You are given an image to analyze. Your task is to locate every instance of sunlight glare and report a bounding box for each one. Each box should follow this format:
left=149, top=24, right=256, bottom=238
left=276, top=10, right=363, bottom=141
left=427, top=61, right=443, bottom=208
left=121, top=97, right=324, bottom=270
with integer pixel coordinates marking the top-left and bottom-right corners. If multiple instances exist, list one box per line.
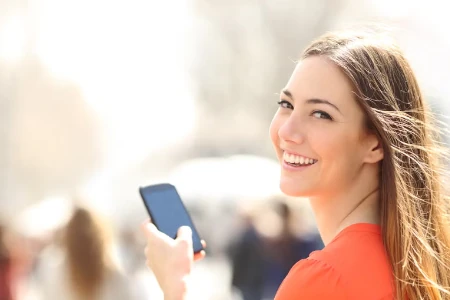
left=0, top=15, right=26, bottom=64
left=34, top=0, right=196, bottom=171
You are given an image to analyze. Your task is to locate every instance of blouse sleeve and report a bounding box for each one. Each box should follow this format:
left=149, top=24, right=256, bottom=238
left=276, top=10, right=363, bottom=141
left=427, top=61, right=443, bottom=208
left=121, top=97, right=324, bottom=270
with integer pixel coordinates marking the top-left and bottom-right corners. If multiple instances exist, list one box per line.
left=274, top=258, right=347, bottom=300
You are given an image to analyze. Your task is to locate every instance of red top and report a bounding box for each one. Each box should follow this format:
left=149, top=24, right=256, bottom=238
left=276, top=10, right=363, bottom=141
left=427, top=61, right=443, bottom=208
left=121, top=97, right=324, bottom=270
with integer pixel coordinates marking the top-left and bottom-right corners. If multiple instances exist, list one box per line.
left=275, top=223, right=394, bottom=300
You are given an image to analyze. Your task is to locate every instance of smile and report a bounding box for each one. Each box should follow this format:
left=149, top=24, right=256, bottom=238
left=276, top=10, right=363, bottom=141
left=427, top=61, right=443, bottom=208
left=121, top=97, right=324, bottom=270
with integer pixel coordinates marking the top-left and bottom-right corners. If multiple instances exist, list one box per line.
left=283, top=151, right=317, bottom=167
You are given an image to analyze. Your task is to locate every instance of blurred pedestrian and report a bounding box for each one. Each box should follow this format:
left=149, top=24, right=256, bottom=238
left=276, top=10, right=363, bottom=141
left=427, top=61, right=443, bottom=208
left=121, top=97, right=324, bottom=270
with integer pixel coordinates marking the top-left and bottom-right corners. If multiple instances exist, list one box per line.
left=229, top=199, right=322, bottom=300
left=0, top=225, right=14, bottom=300
left=36, top=207, right=135, bottom=300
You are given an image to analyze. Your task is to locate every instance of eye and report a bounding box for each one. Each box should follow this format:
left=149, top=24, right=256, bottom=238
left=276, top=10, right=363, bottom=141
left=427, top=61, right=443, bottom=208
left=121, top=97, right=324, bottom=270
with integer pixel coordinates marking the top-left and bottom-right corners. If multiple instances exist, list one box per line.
left=312, top=110, right=332, bottom=120
left=277, top=100, right=293, bottom=109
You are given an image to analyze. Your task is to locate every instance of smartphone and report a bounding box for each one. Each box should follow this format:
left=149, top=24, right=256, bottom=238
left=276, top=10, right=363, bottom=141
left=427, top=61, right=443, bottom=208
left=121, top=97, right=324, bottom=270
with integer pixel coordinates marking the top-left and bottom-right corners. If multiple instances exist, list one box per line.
left=139, top=183, right=204, bottom=253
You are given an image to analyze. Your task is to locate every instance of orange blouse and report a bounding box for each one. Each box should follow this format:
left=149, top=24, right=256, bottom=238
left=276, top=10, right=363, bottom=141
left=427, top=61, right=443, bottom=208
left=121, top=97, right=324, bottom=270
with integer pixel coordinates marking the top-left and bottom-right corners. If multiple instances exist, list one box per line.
left=275, top=223, right=394, bottom=300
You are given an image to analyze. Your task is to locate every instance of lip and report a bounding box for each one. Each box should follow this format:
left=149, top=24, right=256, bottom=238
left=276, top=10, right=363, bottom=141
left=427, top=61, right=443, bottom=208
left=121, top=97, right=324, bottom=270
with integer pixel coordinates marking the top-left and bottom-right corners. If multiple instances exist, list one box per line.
left=282, top=160, right=316, bottom=172
left=281, top=149, right=318, bottom=171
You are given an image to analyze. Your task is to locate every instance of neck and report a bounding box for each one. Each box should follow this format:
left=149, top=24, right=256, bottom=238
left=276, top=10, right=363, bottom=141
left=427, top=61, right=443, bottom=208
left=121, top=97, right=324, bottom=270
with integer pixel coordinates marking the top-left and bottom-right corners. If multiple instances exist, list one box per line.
left=309, top=175, right=381, bottom=245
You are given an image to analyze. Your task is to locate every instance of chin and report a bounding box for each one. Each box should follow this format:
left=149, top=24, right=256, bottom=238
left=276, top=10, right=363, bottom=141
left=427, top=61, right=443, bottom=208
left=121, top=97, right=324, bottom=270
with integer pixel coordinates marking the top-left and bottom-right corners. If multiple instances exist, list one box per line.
left=279, top=180, right=313, bottom=198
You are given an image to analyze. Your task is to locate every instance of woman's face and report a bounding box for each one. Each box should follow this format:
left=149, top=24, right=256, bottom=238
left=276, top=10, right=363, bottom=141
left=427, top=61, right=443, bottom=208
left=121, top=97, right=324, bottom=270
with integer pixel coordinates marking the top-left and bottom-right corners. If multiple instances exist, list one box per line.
left=270, top=56, right=375, bottom=197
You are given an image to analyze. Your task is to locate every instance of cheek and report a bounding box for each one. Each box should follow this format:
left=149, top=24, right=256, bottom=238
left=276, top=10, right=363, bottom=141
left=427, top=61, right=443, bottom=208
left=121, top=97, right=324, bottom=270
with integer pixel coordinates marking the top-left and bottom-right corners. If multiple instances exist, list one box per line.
left=312, top=130, right=363, bottom=175
left=269, top=113, right=281, bottom=148
left=307, top=125, right=339, bottom=153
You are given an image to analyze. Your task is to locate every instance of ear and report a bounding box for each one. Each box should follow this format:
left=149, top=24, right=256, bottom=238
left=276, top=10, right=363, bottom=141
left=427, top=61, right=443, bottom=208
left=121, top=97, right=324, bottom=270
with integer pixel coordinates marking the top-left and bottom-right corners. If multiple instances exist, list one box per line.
left=363, top=134, right=384, bottom=164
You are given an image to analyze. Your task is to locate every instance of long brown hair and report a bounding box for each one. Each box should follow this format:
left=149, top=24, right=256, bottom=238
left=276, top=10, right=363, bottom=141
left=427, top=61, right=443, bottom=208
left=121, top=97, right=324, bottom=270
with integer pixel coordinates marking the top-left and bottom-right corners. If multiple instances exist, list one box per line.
left=302, top=29, right=450, bottom=299
left=63, top=207, right=115, bottom=300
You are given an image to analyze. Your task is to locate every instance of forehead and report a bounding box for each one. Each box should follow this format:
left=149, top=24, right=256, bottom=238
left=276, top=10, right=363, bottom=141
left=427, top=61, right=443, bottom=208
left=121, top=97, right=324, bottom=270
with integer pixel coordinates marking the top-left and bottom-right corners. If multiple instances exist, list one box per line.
left=285, top=56, right=356, bottom=107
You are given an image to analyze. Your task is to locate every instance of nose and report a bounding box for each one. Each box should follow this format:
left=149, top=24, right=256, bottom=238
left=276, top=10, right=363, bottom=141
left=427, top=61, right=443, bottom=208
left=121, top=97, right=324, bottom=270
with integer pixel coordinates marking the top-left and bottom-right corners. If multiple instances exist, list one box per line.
left=278, top=114, right=305, bottom=145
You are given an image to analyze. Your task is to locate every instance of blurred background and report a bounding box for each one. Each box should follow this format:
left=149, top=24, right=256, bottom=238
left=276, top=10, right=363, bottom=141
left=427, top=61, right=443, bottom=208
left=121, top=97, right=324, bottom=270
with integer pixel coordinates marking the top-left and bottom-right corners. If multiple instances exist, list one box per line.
left=0, top=0, right=449, bottom=299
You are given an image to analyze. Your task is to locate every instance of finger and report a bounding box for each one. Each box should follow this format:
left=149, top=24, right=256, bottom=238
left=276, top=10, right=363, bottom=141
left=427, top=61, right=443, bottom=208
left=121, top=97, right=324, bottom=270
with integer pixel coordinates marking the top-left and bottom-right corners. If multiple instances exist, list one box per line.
left=177, top=226, right=193, bottom=242
left=177, top=226, right=193, bottom=252
left=141, top=222, right=158, bottom=243
left=142, top=222, right=158, bottom=235
left=140, top=219, right=152, bottom=233
left=140, top=218, right=154, bottom=231
left=143, top=246, right=153, bottom=269
left=194, top=250, right=206, bottom=261
left=141, top=218, right=152, bottom=226
left=143, top=223, right=174, bottom=244
left=201, top=240, right=207, bottom=249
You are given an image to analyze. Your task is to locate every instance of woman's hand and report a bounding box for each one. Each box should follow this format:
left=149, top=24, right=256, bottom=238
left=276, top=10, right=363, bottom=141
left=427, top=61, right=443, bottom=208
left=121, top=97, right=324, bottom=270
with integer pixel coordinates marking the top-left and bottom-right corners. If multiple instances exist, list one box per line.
left=141, top=220, right=206, bottom=300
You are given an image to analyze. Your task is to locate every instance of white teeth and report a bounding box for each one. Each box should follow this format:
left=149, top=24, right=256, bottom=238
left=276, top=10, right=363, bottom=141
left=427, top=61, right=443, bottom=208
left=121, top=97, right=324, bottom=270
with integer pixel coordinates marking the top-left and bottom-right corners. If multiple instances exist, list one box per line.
left=283, top=152, right=315, bottom=165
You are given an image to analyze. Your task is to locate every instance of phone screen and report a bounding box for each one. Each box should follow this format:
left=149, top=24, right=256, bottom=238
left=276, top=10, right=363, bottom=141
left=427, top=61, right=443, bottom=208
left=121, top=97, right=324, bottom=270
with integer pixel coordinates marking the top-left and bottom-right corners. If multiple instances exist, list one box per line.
left=140, top=184, right=204, bottom=253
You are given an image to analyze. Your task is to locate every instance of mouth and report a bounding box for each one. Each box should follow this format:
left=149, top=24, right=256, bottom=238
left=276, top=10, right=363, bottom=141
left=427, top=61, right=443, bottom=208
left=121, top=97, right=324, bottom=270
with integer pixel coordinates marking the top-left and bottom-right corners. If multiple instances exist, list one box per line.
left=282, top=151, right=317, bottom=168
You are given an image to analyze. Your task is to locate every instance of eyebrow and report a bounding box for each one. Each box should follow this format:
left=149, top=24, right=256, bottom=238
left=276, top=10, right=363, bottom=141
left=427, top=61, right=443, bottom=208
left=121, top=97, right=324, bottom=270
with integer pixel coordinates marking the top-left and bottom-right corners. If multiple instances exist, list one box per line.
left=281, top=89, right=342, bottom=114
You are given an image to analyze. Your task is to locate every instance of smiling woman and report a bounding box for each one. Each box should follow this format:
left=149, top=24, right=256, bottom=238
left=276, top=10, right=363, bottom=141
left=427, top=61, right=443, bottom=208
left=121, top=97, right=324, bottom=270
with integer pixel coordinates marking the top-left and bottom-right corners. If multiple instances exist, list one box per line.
left=270, top=55, right=377, bottom=200
left=141, top=28, right=450, bottom=300
left=271, top=31, right=450, bottom=300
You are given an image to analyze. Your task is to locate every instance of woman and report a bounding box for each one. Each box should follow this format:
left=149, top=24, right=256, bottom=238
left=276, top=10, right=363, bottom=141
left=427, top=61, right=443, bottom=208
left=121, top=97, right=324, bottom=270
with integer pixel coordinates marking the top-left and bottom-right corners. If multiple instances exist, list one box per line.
left=141, top=29, right=450, bottom=299
left=38, top=207, right=134, bottom=300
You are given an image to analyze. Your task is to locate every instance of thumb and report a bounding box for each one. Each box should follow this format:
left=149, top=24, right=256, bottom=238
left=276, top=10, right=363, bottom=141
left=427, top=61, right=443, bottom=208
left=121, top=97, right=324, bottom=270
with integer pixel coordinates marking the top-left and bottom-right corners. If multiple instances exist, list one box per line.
left=177, top=226, right=193, bottom=246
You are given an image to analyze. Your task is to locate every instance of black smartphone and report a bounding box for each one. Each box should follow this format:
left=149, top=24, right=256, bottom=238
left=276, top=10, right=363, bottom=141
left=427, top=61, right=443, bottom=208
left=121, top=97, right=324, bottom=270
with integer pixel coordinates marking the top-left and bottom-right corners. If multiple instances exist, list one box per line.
left=139, top=183, right=204, bottom=253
